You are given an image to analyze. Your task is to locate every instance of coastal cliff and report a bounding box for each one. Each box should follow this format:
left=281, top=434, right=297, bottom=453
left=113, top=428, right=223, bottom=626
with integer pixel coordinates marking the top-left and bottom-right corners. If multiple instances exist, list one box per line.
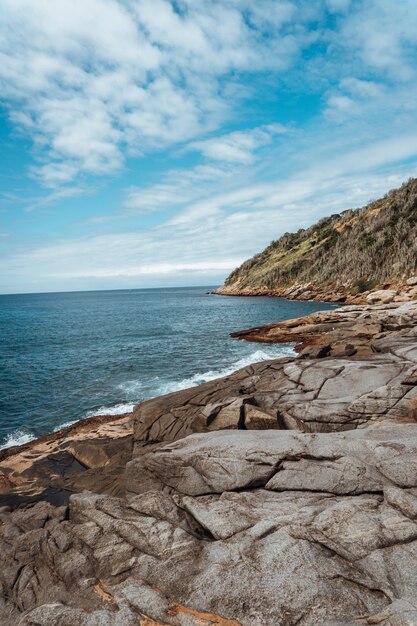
left=216, top=177, right=417, bottom=304
left=3, top=301, right=417, bottom=624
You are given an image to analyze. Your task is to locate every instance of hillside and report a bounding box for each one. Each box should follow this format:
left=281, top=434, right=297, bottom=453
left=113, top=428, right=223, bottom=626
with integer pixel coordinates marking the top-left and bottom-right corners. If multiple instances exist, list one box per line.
left=216, top=177, right=417, bottom=303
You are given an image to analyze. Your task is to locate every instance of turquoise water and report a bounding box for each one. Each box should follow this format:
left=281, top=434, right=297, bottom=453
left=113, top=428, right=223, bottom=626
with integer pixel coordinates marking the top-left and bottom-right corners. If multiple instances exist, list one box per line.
left=0, top=287, right=336, bottom=448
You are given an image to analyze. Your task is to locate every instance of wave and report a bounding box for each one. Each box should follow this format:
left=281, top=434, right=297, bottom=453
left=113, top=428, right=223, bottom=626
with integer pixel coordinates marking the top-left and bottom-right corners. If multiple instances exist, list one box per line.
left=156, top=346, right=295, bottom=395
left=2, top=348, right=298, bottom=445
left=93, top=345, right=295, bottom=417
left=0, top=346, right=295, bottom=449
left=0, top=428, right=36, bottom=450
left=53, top=420, right=78, bottom=432
left=85, top=402, right=137, bottom=418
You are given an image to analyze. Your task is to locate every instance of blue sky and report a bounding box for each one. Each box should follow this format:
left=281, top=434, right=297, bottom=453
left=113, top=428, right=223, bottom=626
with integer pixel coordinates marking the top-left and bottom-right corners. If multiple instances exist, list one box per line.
left=1, top=0, right=417, bottom=293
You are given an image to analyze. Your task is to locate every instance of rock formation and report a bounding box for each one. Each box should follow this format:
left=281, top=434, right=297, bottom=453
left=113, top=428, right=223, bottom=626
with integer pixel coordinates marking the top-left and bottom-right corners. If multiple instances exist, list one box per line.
left=215, top=177, right=417, bottom=304
left=3, top=302, right=417, bottom=624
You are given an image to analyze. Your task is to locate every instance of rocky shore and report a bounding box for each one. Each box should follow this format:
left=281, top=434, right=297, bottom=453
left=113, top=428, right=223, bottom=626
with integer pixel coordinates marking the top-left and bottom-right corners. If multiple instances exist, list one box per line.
left=2, top=301, right=417, bottom=624
left=215, top=274, right=417, bottom=306
left=214, top=178, right=417, bottom=306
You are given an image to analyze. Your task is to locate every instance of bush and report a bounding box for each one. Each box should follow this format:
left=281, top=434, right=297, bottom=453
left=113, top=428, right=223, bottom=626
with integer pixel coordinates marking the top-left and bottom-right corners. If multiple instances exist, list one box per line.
left=359, top=234, right=377, bottom=249
left=353, top=278, right=377, bottom=293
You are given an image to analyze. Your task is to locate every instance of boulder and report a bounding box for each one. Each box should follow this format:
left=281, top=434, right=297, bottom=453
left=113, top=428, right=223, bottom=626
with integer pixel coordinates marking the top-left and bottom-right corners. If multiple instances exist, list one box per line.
left=366, top=289, right=398, bottom=304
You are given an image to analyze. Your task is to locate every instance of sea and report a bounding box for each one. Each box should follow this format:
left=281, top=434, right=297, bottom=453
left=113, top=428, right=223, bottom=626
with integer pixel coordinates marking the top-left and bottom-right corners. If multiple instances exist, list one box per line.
left=0, top=287, right=337, bottom=449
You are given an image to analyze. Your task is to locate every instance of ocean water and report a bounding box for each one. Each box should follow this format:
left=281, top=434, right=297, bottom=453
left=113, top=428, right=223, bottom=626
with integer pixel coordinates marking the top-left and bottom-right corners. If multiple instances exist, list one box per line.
left=0, top=287, right=336, bottom=448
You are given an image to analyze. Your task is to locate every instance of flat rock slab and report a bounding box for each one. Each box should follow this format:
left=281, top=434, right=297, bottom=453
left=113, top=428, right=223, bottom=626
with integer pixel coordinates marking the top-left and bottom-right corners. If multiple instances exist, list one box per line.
left=0, top=414, right=133, bottom=507
left=127, top=426, right=417, bottom=496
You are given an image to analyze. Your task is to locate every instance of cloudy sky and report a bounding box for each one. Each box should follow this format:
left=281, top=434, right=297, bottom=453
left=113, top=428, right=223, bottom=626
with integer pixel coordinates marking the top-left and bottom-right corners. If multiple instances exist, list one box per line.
left=1, top=0, right=417, bottom=293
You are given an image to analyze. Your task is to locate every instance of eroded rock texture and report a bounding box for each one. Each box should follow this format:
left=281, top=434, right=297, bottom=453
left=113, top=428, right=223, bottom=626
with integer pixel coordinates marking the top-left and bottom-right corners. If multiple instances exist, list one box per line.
left=0, top=414, right=133, bottom=509
left=3, top=302, right=417, bottom=625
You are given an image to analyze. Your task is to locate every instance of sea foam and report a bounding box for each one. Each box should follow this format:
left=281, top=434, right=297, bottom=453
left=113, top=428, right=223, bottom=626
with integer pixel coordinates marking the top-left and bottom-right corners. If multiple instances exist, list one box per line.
left=0, top=429, right=36, bottom=450
left=0, top=347, right=295, bottom=449
left=90, top=345, right=295, bottom=417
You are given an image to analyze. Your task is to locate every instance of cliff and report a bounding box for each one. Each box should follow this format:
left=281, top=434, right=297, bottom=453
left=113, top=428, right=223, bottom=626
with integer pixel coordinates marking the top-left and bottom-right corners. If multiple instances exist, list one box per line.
left=216, top=177, right=417, bottom=303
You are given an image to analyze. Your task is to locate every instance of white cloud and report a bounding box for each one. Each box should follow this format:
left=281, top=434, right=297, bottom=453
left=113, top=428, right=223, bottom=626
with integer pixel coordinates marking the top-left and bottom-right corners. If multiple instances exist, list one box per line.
left=340, top=78, right=383, bottom=99
left=325, top=94, right=358, bottom=119
left=124, top=124, right=290, bottom=215
left=2, top=0, right=417, bottom=190
left=50, top=260, right=239, bottom=279
left=24, top=186, right=88, bottom=212
left=326, top=0, right=351, bottom=12
left=124, top=164, right=231, bottom=213
left=4, top=136, right=417, bottom=293
left=326, top=78, right=385, bottom=119
left=0, top=0, right=303, bottom=186
left=3, top=0, right=417, bottom=293
left=329, top=0, right=417, bottom=80
left=189, top=124, right=288, bottom=164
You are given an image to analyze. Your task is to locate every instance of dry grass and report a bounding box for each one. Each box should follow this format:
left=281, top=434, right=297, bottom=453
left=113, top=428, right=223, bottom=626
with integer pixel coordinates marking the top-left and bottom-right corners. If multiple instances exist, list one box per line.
left=224, top=178, right=417, bottom=293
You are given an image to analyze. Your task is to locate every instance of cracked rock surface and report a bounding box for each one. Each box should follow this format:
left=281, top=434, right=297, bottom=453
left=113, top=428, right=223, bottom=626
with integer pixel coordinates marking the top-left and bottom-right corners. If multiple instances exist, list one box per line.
left=2, top=302, right=417, bottom=625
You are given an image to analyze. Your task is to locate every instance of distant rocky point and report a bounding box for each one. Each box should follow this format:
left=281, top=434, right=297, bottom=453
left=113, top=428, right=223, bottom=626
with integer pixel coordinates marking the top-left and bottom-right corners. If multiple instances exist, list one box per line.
left=216, top=177, right=417, bottom=304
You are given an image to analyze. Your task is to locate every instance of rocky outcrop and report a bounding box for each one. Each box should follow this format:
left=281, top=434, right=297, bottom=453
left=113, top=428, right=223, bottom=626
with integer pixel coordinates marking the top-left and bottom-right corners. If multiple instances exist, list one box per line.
left=0, top=413, right=133, bottom=508
left=215, top=177, right=417, bottom=304
left=3, top=302, right=417, bottom=624
left=229, top=300, right=417, bottom=352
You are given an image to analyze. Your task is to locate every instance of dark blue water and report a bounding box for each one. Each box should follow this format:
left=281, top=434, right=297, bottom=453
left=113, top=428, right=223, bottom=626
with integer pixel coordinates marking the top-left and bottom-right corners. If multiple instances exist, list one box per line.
left=0, top=287, right=336, bottom=448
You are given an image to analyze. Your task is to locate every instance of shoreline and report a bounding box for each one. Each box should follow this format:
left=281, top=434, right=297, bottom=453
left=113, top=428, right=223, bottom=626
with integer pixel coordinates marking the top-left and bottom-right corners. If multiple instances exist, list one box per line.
left=2, top=299, right=417, bottom=623
left=214, top=285, right=356, bottom=303
left=0, top=411, right=132, bottom=462
left=1, top=296, right=414, bottom=462
left=0, top=298, right=413, bottom=493
left=0, top=412, right=133, bottom=508
left=214, top=278, right=417, bottom=306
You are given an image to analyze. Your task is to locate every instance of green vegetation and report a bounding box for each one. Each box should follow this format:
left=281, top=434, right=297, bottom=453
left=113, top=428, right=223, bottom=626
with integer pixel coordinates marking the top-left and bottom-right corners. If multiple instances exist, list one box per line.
left=223, top=178, right=417, bottom=295
left=353, top=278, right=378, bottom=294
left=359, top=234, right=377, bottom=250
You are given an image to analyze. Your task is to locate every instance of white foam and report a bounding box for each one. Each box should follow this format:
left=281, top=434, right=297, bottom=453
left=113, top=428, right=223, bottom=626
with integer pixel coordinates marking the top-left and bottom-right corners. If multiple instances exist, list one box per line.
left=0, top=429, right=36, bottom=450
left=155, top=346, right=295, bottom=395
left=116, top=380, right=144, bottom=394
left=53, top=420, right=77, bottom=432
left=84, top=345, right=295, bottom=418
left=85, top=402, right=136, bottom=418
left=1, top=348, right=296, bottom=448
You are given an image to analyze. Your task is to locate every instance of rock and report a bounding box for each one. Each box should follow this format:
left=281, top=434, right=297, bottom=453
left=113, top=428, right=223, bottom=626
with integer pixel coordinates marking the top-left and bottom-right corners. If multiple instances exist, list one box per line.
left=407, top=276, right=417, bottom=286
left=3, top=301, right=417, bottom=624
left=0, top=415, right=133, bottom=508
left=330, top=343, right=356, bottom=357
left=299, top=343, right=331, bottom=358
left=402, top=366, right=417, bottom=385
left=128, top=427, right=417, bottom=496
left=6, top=426, right=417, bottom=625
left=244, top=404, right=279, bottom=430
left=128, top=347, right=417, bottom=440
left=366, top=290, right=398, bottom=304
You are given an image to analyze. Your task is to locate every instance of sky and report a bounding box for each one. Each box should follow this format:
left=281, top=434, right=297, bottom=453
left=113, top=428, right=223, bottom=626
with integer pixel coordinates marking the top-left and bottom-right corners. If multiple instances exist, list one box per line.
left=1, top=0, right=417, bottom=294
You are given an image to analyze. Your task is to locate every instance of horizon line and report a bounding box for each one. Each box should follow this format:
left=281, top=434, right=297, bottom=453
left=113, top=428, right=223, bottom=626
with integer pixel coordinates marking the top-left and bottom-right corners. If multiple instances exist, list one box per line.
left=0, top=284, right=220, bottom=297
